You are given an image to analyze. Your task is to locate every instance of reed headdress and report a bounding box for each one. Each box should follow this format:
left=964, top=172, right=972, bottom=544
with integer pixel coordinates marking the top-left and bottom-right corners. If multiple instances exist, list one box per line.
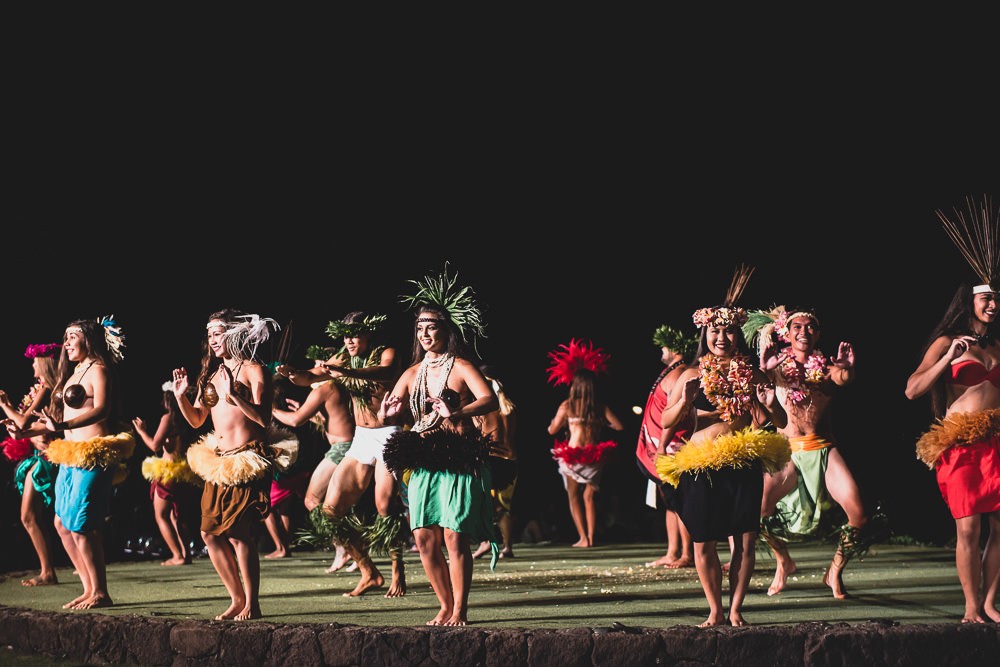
left=400, top=262, right=487, bottom=354
left=935, top=194, right=998, bottom=294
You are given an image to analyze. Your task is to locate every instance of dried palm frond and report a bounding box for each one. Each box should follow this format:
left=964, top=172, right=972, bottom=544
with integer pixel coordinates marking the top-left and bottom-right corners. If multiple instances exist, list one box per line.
left=724, top=264, right=756, bottom=307
left=935, top=194, right=998, bottom=285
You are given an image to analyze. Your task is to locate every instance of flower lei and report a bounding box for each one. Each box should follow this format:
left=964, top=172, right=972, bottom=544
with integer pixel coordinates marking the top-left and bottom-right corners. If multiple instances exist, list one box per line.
left=698, top=353, right=754, bottom=422
left=778, top=350, right=827, bottom=405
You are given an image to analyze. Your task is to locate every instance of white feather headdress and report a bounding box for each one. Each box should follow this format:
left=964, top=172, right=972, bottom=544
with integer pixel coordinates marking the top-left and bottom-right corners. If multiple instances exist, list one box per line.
left=221, top=314, right=280, bottom=361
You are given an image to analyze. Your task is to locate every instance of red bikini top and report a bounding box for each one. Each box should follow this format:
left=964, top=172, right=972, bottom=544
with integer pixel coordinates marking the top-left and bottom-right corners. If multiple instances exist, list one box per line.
left=950, top=360, right=1000, bottom=387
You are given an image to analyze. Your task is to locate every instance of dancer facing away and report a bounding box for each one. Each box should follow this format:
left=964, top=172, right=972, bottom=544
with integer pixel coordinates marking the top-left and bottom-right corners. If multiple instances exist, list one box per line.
left=636, top=325, right=697, bottom=569
left=272, top=361, right=356, bottom=570
left=381, top=266, right=500, bottom=626
left=1, top=342, right=63, bottom=586
left=546, top=339, right=626, bottom=548
left=277, top=311, right=407, bottom=597
left=657, top=266, right=790, bottom=627
left=472, top=364, right=518, bottom=560
left=133, top=380, right=202, bottom=566
left=745, top=305, right=870, bottom=599
left=7, top=317, right=134, bottom=610
left=173, top=309, right=285, bottom=621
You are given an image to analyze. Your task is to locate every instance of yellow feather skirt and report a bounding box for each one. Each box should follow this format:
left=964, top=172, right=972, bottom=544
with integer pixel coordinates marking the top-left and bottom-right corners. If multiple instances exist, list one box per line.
left=46, top=432, right=135, bottom=470
left=141, top=456, right=203, bottom=487
left=656, top=427, right=791, bottom=488
left=915, top=407, right=1000, bottom=469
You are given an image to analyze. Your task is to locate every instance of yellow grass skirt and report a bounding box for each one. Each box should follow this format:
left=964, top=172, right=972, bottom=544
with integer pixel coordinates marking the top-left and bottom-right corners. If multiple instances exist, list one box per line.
left=141, top=456, right=203, bottom=487
left=656, top=427, right=790, bottom=488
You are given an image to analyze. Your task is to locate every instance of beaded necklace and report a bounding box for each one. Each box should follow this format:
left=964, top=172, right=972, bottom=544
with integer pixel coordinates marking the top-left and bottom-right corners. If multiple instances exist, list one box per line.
left=698, top=353, right=754, bottom=422
left=410, top=353, right=455, bottom=433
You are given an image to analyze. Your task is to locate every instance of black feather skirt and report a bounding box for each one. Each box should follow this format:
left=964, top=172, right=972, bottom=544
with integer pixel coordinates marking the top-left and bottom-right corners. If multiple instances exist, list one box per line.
left=383, top=428, right=492, bottom=478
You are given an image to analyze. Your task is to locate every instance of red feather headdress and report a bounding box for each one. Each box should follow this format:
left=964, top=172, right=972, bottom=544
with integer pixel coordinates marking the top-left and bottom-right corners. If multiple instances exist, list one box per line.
left=546, top=338, right=610, bottom=386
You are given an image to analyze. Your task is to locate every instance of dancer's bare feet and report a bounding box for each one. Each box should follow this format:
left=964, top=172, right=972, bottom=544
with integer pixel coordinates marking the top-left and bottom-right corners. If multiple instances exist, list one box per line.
left=215, top=598, right=247, bottom=621
left=443, top=615, right=467, bottom=626
left=729, top=613, right=749, bottom=627
left=344, top=560, right=359, bottom=573
left=472, top=541, right=491, bottom=559
left=499, top=548, right=514, bottom=559
left=161, top=556, right=189, bottom=566
left=74, top=594, right=113, bottom=610
left=720, top=561, right=731, bottom=574
left=961, top=614, right=987, bottom=623
left=233, top=604, right=262, bottom=621
left=645, top=553, right=675, bottom=567
left=21, top=574, right=58, bottom=586
left=665, top=556, right=693, bottom=569
left=264, top=548, right=289, bottom=559
left=63, top=592, right=90, bottom=609
left=426, top=608, right=451, bottom=626
left=325, top=546, right=351, bottom=573
left=767, top=559, right=798, bottom=596
left=984, top=605, right=1000, bottom=623
left=698, top=612, right=727, bottom=627
left=344, top=570, right=385, bottom=597
left=572, top=538, right=591, bottom=548
left=385, top=560, right=406, bottom=598
left=822, top=562, right=848, bottom=599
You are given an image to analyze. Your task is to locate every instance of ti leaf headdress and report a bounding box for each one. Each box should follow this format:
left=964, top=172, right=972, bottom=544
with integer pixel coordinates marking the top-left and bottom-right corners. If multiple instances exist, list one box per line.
left=546, top=338, right=610, bottom=386
left=935, top=194, right=998, bottom=292
left=651, top=325, right=697, bottom=360
left=325, top=313, right=388, bottom=341
left=400, top=262, right=487, bottom=352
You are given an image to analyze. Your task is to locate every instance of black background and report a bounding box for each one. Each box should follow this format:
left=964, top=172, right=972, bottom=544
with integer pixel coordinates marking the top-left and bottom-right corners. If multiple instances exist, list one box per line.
left=2, top=69, right=997, bottom=569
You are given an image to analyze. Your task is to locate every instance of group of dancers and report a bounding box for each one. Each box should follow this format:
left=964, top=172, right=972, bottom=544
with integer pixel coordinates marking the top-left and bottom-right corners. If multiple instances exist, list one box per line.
left=2, top=195, right=999, bottom=627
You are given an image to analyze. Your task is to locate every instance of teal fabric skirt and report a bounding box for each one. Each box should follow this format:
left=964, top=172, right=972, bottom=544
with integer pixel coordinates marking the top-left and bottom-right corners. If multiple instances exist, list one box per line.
left=408, top=464, right=500, bottom=568
left=14, top=452, right=58, bottom=508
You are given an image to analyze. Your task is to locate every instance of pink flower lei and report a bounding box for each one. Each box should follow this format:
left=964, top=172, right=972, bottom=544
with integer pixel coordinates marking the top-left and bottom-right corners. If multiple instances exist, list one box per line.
left=778, top=349, right=828, bottom=405
left=698, top=353, right=755, bottom=422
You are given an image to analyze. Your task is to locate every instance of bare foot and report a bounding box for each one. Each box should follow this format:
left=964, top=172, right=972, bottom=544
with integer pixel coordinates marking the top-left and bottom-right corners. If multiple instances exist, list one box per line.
left=62, top=592, right=90, bottom=609
left=233, top=605, right=262, bottom=621
left=443, top=615, right=467, bottom=626
left=767, top=560, right=798, bottom=596
left=344, top=571, right=385, bottom=597
left=426, top=608, right=451, bottom=626
left=822, top=564, right=848, bottom=599
left=325, top=547, right=351, bottom=573
left=721, top=562, right=731, bottom=574
left=344, top=561, right=359, bottom=573
left=22, top=574, right=58, bottom=586
left=385, top=564, right=406, bottom=598
left=665, top=556, right=693, bottom=569
left=264, top=548, right=289, bottom=559
left=74, top=594, right=113, bottom=610
left=698, top=612, right=727, bottom=627
left=961, top=615, right=987, bottom=624
left=472, top=542, right=491, bottom=559
left=572, top=538, right=591, bottom=548
left=729, top=613, right=749, bottom=627
left=499, top=549, right=514, bottom=559
left=645, top=553, right=674, bottom=567
left=984, top=605, right=1000, bottom=623
left=325, top=558, right=353, bottom=573
left=214, top=598, right=247, bottom=621
left=161, top=556, right=188, bottom=566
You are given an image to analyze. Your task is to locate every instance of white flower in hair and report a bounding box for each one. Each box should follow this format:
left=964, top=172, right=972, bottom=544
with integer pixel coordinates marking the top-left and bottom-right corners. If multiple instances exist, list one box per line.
left=223, top=314, right=280, bottom=361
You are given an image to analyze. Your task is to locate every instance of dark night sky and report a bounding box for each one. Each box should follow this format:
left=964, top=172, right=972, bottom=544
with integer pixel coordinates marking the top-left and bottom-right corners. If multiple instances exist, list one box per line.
left=3, top=79, right=997, bottom=552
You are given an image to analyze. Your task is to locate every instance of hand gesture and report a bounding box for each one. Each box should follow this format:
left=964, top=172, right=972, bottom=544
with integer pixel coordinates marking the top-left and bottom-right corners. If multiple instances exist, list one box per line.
left=171, top=368, right=190, bottom=397
left=0, top=390, right=11, bottom=408
left=832, top=341, right=856, bottom=369
left=428, top=395, right=453, bottom=418
left=681, top=376, right=700, bottom=403
left=759, top=336, right=782, bottom=371
left=285, top=398, right=301, bottom=411
left=946, top=336, right=977, bottom=362
left=755, top=380, right=776, bottom=407
left=2, top=417, right=17, bottom=438
left=30, top=409, right=59, bottom=432
left=380, top=393, right=403, bottom=422
left=131, top=416, right=146, bottom=434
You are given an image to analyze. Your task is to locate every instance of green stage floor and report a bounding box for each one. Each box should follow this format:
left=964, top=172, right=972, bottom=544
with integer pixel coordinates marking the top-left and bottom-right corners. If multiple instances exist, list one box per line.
left=0, top=540, right=970, bottom=629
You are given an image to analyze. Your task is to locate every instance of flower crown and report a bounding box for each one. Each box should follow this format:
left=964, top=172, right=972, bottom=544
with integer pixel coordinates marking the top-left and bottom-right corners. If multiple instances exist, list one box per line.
left=98, top=315, right=126, bottom=363
left=774, top=309, right=818, bottom=342
left=651, top=325, right=697, bottom=359
left=692, top=307, right=748, bottom=329
left=546, top=338, right=610, bottom=386
left=24, top=343, right=61, bottom=359
left=325, top=314, right=387, bottom=341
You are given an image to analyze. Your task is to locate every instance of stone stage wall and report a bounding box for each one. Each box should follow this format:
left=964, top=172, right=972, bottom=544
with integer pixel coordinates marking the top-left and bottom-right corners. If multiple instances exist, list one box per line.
left=1, top=606, right=998, bottom=666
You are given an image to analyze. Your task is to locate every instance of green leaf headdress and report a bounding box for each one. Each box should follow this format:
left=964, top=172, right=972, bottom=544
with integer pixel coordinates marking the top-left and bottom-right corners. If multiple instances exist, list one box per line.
left=651, top=324, right=697, bottom=360
left=400, top=262, right=487, bottom=353
left=325, top=313, right=388, bottom=341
